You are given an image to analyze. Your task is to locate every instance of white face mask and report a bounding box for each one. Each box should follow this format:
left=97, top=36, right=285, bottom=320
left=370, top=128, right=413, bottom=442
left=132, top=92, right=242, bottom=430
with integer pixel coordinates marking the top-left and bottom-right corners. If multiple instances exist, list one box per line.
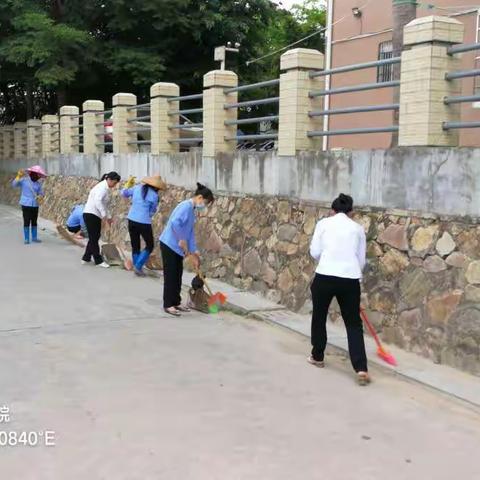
left=195, top=203, right=206, bottom=211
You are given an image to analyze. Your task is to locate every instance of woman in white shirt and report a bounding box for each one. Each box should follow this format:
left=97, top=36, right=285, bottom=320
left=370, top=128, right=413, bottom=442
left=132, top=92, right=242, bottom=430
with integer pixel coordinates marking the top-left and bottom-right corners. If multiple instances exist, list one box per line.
left=308, top=194, right=370, bottom=385
left=82, top=171, right=121, bottom=267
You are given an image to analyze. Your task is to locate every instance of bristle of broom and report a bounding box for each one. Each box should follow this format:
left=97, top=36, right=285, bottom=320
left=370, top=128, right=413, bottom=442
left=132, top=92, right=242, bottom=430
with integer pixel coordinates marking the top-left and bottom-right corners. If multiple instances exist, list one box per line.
left=208, top=304, right=219, bottom=314
left=377, top=347, right=397, bottom=366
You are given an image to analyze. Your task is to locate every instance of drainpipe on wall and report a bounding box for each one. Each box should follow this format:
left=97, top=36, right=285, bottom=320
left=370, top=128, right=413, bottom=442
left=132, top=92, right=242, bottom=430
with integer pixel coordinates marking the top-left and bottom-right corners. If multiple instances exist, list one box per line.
left=323, top=0, right=334, bottom=151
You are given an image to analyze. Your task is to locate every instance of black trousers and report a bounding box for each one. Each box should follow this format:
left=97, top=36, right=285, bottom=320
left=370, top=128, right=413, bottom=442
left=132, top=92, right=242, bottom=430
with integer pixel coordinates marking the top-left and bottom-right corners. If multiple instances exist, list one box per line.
left=128, top=220, right=154, bottom=254
left=311, top=274, right=368, bottom=372
left=22, top=206, right=39, bottom=227
left=82, top=213, right=103, bottom=265
left=160, top=242, right=183, bottom=309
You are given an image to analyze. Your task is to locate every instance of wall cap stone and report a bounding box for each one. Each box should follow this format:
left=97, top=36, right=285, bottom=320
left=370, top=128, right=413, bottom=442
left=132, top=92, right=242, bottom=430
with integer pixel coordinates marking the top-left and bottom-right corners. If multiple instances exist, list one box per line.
left=404, top=15, right=464, bottom=46
left=280, top=48, right=324, bottom=71
left=203, top=70, right=238, bottom=88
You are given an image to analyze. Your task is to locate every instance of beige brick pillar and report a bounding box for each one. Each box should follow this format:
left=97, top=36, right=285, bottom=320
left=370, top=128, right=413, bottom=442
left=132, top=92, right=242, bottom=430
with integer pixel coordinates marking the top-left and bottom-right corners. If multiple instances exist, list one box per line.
left=203, top=70, right=238, bottom=157
left=14, top=123, right=27, bottom=160
left=41, top=115, right=59, bottom=156
left=112, top=93, right=137, bottom=154
left=0, top=127, right=4, bottom=160
left=27, top=119, right=42, bottom=159
left=82, top=100, right=104, bottom=154
left=278, top=48, right=324, bottom=156
left=59, top=106, right=80, bottom=153
left=3, top=126, right=14, bottom=160
left=150, top=82, right=179, bottom=154
left=399, top=16, right=464, bottom=146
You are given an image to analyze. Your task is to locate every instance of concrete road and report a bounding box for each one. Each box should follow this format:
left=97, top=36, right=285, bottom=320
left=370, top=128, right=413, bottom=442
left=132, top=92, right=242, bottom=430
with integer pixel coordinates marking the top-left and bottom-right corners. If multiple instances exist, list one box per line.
left=1, top=204, right=479, bottom=480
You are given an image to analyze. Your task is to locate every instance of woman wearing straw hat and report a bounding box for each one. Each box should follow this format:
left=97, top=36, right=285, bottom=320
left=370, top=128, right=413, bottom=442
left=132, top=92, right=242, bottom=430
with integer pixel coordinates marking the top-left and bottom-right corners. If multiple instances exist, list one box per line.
left=121, top=175, right=167, bottom=276
left=11, top=165, right=47, bottom=244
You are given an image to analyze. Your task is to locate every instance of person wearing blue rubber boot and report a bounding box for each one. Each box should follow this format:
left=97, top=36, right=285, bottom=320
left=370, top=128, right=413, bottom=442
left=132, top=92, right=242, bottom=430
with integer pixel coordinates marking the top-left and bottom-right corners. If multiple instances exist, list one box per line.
left=11, top=165, right=47, bottom=244
left=121, top=175, right=167, bottom=277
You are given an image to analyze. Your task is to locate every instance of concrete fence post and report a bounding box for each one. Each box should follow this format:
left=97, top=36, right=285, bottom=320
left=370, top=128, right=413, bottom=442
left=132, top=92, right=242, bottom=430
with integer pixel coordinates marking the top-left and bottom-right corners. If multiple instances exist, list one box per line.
left=278, top=48, right=324, bottom=156
left=14, top=122, right=27, bottom=161
left=399, top=16, right=464, bottom=146
left=0, top=127, right=4, bottom=160
left=41, top=115, right=59, bottom=157
left=82, top=100, right=105, bottom=154
left=27, top=119, right=42, bottom=159
left=59, top=106, right=80, bottom=154
left=3, top=126, right=14, bottom=162
left=203, top=70, right=238, bottom=158
left=112, top=93, right=137, bottom=154
left=150, top=82, right=180, bottom=154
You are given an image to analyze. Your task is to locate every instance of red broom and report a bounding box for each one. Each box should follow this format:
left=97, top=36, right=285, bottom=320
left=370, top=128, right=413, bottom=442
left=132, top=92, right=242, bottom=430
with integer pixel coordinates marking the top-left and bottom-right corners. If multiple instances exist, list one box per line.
left=360, top=309, right=397, bottom=367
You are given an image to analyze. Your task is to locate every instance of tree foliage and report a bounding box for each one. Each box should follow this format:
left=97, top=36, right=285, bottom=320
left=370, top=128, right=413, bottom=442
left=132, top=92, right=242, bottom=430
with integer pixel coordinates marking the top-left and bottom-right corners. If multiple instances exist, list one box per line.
left=0, top=0, right=326, bottom=123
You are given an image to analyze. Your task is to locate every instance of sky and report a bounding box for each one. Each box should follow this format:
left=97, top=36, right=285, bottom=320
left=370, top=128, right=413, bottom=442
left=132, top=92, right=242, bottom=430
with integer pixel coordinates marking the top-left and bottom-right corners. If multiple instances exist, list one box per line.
left=273, top=0, right=327, bottom=11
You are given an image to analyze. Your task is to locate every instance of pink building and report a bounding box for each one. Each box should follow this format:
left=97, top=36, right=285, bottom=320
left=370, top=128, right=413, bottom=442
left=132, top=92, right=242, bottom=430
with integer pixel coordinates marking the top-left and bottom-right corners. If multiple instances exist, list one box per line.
left=325, top=1, right=480, bottom=148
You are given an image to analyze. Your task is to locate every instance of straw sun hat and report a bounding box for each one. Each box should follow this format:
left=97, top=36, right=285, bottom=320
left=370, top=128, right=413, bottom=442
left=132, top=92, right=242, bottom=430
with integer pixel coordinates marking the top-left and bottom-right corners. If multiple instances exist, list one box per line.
left=26, top=165, right=47, bottom=177
left=142, top=175, right=167, bottom=191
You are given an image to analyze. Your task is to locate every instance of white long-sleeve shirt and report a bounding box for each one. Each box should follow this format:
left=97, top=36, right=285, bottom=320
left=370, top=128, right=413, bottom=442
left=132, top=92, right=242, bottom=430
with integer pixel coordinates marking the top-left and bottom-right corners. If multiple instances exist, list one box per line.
left=83, top=180, right=110, bottom=219
left=309, top=213, right=366, bottom=279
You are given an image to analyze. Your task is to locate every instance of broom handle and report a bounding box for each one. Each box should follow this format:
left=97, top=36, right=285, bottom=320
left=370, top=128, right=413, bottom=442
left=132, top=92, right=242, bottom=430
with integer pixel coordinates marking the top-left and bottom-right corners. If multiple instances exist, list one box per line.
left=360, top=308, right=383, bottom=350
left=196, top=268, right=214, bottom=297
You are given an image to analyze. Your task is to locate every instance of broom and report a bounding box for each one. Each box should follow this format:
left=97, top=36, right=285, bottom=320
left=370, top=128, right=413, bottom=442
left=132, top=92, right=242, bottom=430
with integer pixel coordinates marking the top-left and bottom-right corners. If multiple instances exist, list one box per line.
left=196, top=270, right=227, bottom=314
left=360, top=308, right=397, bottom=367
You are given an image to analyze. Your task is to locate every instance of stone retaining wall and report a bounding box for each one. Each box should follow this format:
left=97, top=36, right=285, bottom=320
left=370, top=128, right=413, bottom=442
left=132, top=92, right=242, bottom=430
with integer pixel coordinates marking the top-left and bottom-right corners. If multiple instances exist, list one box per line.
left=2, top=173, right=480, bottom=376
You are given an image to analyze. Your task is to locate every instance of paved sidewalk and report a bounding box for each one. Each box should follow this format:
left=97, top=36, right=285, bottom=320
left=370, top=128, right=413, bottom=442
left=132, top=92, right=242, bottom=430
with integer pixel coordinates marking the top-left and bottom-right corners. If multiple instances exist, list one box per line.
left=2, top=203, right=480, bottom=480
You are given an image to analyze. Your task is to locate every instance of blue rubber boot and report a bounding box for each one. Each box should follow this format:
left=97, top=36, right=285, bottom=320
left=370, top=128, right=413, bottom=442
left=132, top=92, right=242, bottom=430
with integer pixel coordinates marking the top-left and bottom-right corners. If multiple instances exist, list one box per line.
left=23, top=227, right=30, bottom=245
left=31, top=227, right=41, bottom=243
left=134, top=250, right=150, bottom=276
left=132, top=252, right=140, bottom=266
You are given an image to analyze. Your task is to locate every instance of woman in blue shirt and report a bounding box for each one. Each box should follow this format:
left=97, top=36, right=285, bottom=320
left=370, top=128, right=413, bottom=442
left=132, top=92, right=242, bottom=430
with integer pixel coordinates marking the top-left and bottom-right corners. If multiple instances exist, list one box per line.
left=160, top=183, right=214, bottom=316
left=66, top=204, right=86, bottom=235
left=122, top=175, right=167, bottom=276
left=11, top=165, right=46, bottom=244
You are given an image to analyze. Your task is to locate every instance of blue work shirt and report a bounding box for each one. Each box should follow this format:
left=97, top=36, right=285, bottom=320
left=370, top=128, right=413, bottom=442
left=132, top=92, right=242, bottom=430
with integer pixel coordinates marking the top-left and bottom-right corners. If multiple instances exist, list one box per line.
left=121, top=185, right=159, bottom=225
left=66, top=204, right=85, bottom=229
left=160, top=199, right=197, bottom=257
left=12, top=177, right=43, bottom=207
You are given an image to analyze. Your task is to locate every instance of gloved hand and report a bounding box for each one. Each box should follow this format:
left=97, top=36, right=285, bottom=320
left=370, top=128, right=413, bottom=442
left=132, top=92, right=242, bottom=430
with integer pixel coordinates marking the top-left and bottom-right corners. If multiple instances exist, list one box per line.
left=124, top=175, right=136, bottom=189
left=15, top=169, right=24, bottom=180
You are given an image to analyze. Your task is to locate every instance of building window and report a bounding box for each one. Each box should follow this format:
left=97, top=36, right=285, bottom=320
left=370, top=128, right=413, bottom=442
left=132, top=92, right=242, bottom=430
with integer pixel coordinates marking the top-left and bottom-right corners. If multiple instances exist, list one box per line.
left=377, top=41, right=393, bottom=83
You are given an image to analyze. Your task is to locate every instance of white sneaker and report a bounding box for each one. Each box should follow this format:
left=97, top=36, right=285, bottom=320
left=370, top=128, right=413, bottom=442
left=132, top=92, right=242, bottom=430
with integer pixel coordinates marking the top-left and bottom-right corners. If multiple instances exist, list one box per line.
left=97, top=262, right=110, bottom=268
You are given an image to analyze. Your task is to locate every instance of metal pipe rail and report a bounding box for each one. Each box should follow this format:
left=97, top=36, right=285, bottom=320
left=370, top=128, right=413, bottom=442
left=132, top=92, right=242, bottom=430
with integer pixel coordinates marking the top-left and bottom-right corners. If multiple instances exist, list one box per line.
left=225, top=115, right=279, bottom=126
left=443, top=121, right=480, bottom=130
left=444, top=94, right=480, bottom=105
left=128, top=115, right=150, bottom=122
left=308, top=126, right=399, bottom=137
left=445, top=69, right=480, bottom=81
left=309, top=104, right=399, bottom=117
left=168, top=138, right=203, bottom=144
left=127, top=140, right=151, bottom=145
left=310, top=81, right=399, bottom=98
left=126, top=127, right=151, bottom=133
left=225, top=97, right=279, bottom=110
left=71, top=133, right=84, bottom=138
left=224, top=79, right=280, bottom=94
left=447, top=42, right=480, bottom=55
left=95, top=110, right=113, bottom=115
left=226, top=134, right=278, bottom=141
left=169, top=123, right=203, bottom=129
left=127, top=103, right=151, bottom=111
left=96, top=142, right=113, bottom=146
left=168, top=108, right=203, bottom=116
left=168, top=93, right=203, bottom=102
left=310, top=57, right=401, bottom=78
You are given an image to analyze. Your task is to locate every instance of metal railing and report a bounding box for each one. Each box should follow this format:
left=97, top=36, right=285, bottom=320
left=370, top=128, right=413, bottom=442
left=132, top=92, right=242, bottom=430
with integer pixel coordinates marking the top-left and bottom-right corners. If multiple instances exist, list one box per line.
left=167, top=92, right=203, bottom=149
left=126, top=102, right=151, bottom=150
left=95, top=109, right=113, bottom=152
left=224, top=78, right=279, bottom=147
left=307, top=57, right=401, bottom=138
left=443, top=41, right=480, bottom=131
